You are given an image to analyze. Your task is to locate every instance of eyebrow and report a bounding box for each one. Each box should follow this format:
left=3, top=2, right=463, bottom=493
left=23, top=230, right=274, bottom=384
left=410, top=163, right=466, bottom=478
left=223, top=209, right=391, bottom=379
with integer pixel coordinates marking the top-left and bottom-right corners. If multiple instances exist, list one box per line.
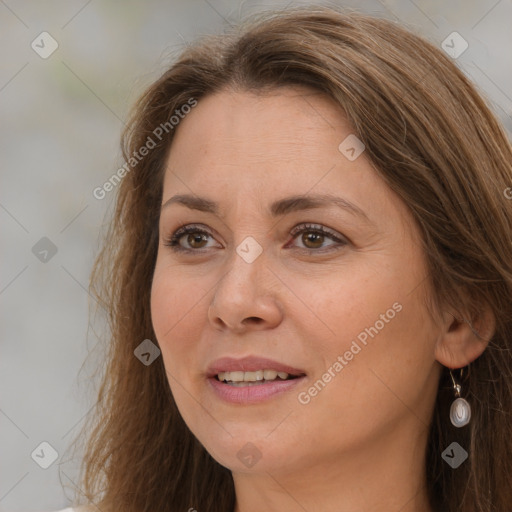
left=161, top=193, right=371, bottom=222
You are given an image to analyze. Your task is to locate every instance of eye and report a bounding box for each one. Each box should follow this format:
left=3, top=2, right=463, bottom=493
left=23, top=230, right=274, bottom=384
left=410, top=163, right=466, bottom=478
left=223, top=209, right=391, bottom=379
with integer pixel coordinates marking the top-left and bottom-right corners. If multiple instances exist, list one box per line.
left=163, top=224, right=220, bottom=252
left=286, top=223, right=347, bottom=252
left=163, top=222, right=348, bottom=254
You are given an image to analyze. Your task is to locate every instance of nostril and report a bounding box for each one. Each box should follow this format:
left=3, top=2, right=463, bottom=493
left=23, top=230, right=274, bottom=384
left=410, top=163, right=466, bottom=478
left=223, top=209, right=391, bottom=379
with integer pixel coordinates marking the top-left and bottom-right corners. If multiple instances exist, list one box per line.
left=245, top=317, right=263, bottom=324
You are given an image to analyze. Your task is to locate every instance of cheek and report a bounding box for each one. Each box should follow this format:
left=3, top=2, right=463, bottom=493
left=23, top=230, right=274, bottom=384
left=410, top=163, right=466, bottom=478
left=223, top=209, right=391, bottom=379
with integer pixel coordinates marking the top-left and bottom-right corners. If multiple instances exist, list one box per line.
left=150, top=263, right=213, bottom=428
left=307, top=290, right=435, bottom=429
left=287, top=258, right=435, bottom=401
left=150, top=263, right=209, bottom=371
left=280, top=262, right=397, bottom=356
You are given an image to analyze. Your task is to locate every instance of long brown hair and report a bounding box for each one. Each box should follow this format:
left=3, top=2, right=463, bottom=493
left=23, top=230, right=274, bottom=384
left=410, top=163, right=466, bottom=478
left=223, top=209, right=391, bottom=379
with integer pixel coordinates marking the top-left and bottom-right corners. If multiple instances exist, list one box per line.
left=70, top=5, right=512, bottom=512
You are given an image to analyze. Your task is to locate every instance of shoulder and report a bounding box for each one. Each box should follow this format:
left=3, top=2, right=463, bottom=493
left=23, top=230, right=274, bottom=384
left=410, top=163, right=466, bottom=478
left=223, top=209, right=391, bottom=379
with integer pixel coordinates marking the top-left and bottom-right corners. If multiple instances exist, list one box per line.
left=52, top=507, right=94, bottom=512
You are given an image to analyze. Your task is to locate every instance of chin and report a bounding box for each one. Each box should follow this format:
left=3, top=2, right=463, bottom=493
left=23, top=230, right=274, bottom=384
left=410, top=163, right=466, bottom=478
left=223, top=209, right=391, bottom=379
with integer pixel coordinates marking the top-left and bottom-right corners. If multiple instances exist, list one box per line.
left=197, top=433, right=304, bottom=475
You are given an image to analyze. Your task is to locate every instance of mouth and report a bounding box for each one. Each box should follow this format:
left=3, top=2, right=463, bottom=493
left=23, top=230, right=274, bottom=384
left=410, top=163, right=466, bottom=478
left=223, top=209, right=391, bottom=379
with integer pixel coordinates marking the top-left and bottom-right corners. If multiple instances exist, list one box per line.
left=214, top=370, right=303, bottom=386
left=206, top=356, right=307, bottom=404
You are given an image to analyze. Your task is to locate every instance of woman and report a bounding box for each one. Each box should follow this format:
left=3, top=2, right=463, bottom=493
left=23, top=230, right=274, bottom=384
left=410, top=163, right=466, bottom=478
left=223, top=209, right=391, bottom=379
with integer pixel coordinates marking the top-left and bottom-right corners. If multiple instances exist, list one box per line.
left=61, top=5, right=512, bottom=512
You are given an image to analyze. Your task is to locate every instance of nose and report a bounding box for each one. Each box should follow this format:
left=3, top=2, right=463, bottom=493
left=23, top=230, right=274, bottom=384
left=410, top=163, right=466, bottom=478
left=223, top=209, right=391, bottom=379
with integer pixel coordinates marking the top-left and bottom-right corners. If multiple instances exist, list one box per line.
left=207, top=248, right=284, bottom=333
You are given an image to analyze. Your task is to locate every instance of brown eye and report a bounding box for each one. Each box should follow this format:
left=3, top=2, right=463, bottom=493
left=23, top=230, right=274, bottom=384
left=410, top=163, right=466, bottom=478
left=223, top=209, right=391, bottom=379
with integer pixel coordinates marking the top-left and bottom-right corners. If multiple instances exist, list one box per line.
left=186, top=232, right=209, bottom=249
left=164, top=224, right=220, bottom=252
left=301, top=232, right=325, bottom=249
left=288, top=223, right=348, bottom=252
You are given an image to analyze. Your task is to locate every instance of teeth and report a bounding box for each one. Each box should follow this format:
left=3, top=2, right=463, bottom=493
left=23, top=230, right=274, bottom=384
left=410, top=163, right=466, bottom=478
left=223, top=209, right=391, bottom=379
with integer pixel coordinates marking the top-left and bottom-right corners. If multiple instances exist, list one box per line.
left=217, top=370, right=292, bottom=383
left=264, top=370, right=278, bottom=380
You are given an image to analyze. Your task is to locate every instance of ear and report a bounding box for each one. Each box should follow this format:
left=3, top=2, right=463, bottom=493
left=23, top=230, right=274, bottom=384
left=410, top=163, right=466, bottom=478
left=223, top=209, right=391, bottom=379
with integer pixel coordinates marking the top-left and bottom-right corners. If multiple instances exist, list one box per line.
left=434, top=300, right=496, bottom=369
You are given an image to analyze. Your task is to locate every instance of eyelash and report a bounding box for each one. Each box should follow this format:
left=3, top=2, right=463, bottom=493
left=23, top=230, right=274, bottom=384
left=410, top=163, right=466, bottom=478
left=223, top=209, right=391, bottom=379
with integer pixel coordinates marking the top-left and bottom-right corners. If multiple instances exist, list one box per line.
left=163, top=223, right=348, bottom=254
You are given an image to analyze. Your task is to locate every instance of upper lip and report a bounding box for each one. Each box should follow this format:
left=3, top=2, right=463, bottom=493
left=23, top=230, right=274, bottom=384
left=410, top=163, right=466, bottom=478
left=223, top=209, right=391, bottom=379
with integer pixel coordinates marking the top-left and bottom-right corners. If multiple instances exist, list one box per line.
left=206, top=356, right=306, bottom=378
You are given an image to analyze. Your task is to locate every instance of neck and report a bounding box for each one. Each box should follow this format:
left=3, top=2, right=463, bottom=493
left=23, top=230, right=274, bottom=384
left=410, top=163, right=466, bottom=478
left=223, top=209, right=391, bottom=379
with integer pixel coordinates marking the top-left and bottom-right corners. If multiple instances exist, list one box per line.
left=232, top=418, right=434, bottom=512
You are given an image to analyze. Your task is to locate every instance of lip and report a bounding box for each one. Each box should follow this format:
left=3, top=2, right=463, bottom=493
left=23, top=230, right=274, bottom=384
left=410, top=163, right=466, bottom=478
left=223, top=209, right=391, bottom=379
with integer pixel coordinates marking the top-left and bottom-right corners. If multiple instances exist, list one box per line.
left=206, top=356, right=306, bottom=378
left=208, top=375, right=306, bottom=404
left=206, top=356, right=307, bottom=405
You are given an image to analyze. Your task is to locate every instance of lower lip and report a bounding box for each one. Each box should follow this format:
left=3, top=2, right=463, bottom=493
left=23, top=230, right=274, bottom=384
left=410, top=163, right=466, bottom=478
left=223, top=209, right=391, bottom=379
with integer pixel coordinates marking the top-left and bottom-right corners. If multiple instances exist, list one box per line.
left=208, top=376, right=306, bottom=404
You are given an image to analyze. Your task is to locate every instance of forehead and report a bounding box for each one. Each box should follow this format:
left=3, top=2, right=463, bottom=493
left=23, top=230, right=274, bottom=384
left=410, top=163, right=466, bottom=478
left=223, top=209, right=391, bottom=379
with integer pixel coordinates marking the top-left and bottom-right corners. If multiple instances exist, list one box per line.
left=164, top=86, right=359, bottom=186
left=160, top=86, right=409, bottom=231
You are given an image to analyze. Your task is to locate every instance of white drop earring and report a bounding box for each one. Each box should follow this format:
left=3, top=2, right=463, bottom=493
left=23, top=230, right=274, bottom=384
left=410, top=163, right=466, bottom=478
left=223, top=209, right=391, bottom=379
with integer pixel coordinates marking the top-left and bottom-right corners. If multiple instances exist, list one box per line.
left=449, top=367, right=471, bottom=428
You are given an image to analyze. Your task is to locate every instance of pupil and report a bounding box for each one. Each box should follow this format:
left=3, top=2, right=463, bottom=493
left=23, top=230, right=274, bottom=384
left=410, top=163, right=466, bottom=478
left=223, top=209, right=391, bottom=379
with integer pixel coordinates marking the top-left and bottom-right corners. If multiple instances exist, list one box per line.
left=189, top=233, right=207, bottom=248
left=303, top=232, right=323, bottom=248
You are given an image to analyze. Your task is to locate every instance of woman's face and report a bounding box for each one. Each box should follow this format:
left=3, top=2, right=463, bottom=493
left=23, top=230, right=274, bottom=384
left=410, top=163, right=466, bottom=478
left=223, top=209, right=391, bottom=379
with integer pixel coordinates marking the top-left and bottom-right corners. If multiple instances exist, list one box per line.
left=151, top=86, right=443, bottom=477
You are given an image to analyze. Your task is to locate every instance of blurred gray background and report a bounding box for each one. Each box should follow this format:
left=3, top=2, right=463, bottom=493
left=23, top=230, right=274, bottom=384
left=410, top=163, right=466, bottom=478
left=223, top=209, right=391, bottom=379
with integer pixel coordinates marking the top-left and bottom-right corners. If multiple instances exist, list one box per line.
left=1, top=1, right=511, bottom=511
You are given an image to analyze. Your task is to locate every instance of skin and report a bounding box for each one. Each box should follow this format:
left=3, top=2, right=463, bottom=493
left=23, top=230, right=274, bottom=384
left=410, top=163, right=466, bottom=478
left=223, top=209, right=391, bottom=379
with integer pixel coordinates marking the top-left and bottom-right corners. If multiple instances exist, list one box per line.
left=150, top=86, right=492, bottom=512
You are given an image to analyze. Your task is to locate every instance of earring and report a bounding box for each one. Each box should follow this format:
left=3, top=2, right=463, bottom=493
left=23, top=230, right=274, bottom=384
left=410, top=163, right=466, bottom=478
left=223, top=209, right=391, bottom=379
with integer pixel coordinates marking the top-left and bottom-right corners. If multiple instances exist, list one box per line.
left=449, top=367, right=471, bottom=428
